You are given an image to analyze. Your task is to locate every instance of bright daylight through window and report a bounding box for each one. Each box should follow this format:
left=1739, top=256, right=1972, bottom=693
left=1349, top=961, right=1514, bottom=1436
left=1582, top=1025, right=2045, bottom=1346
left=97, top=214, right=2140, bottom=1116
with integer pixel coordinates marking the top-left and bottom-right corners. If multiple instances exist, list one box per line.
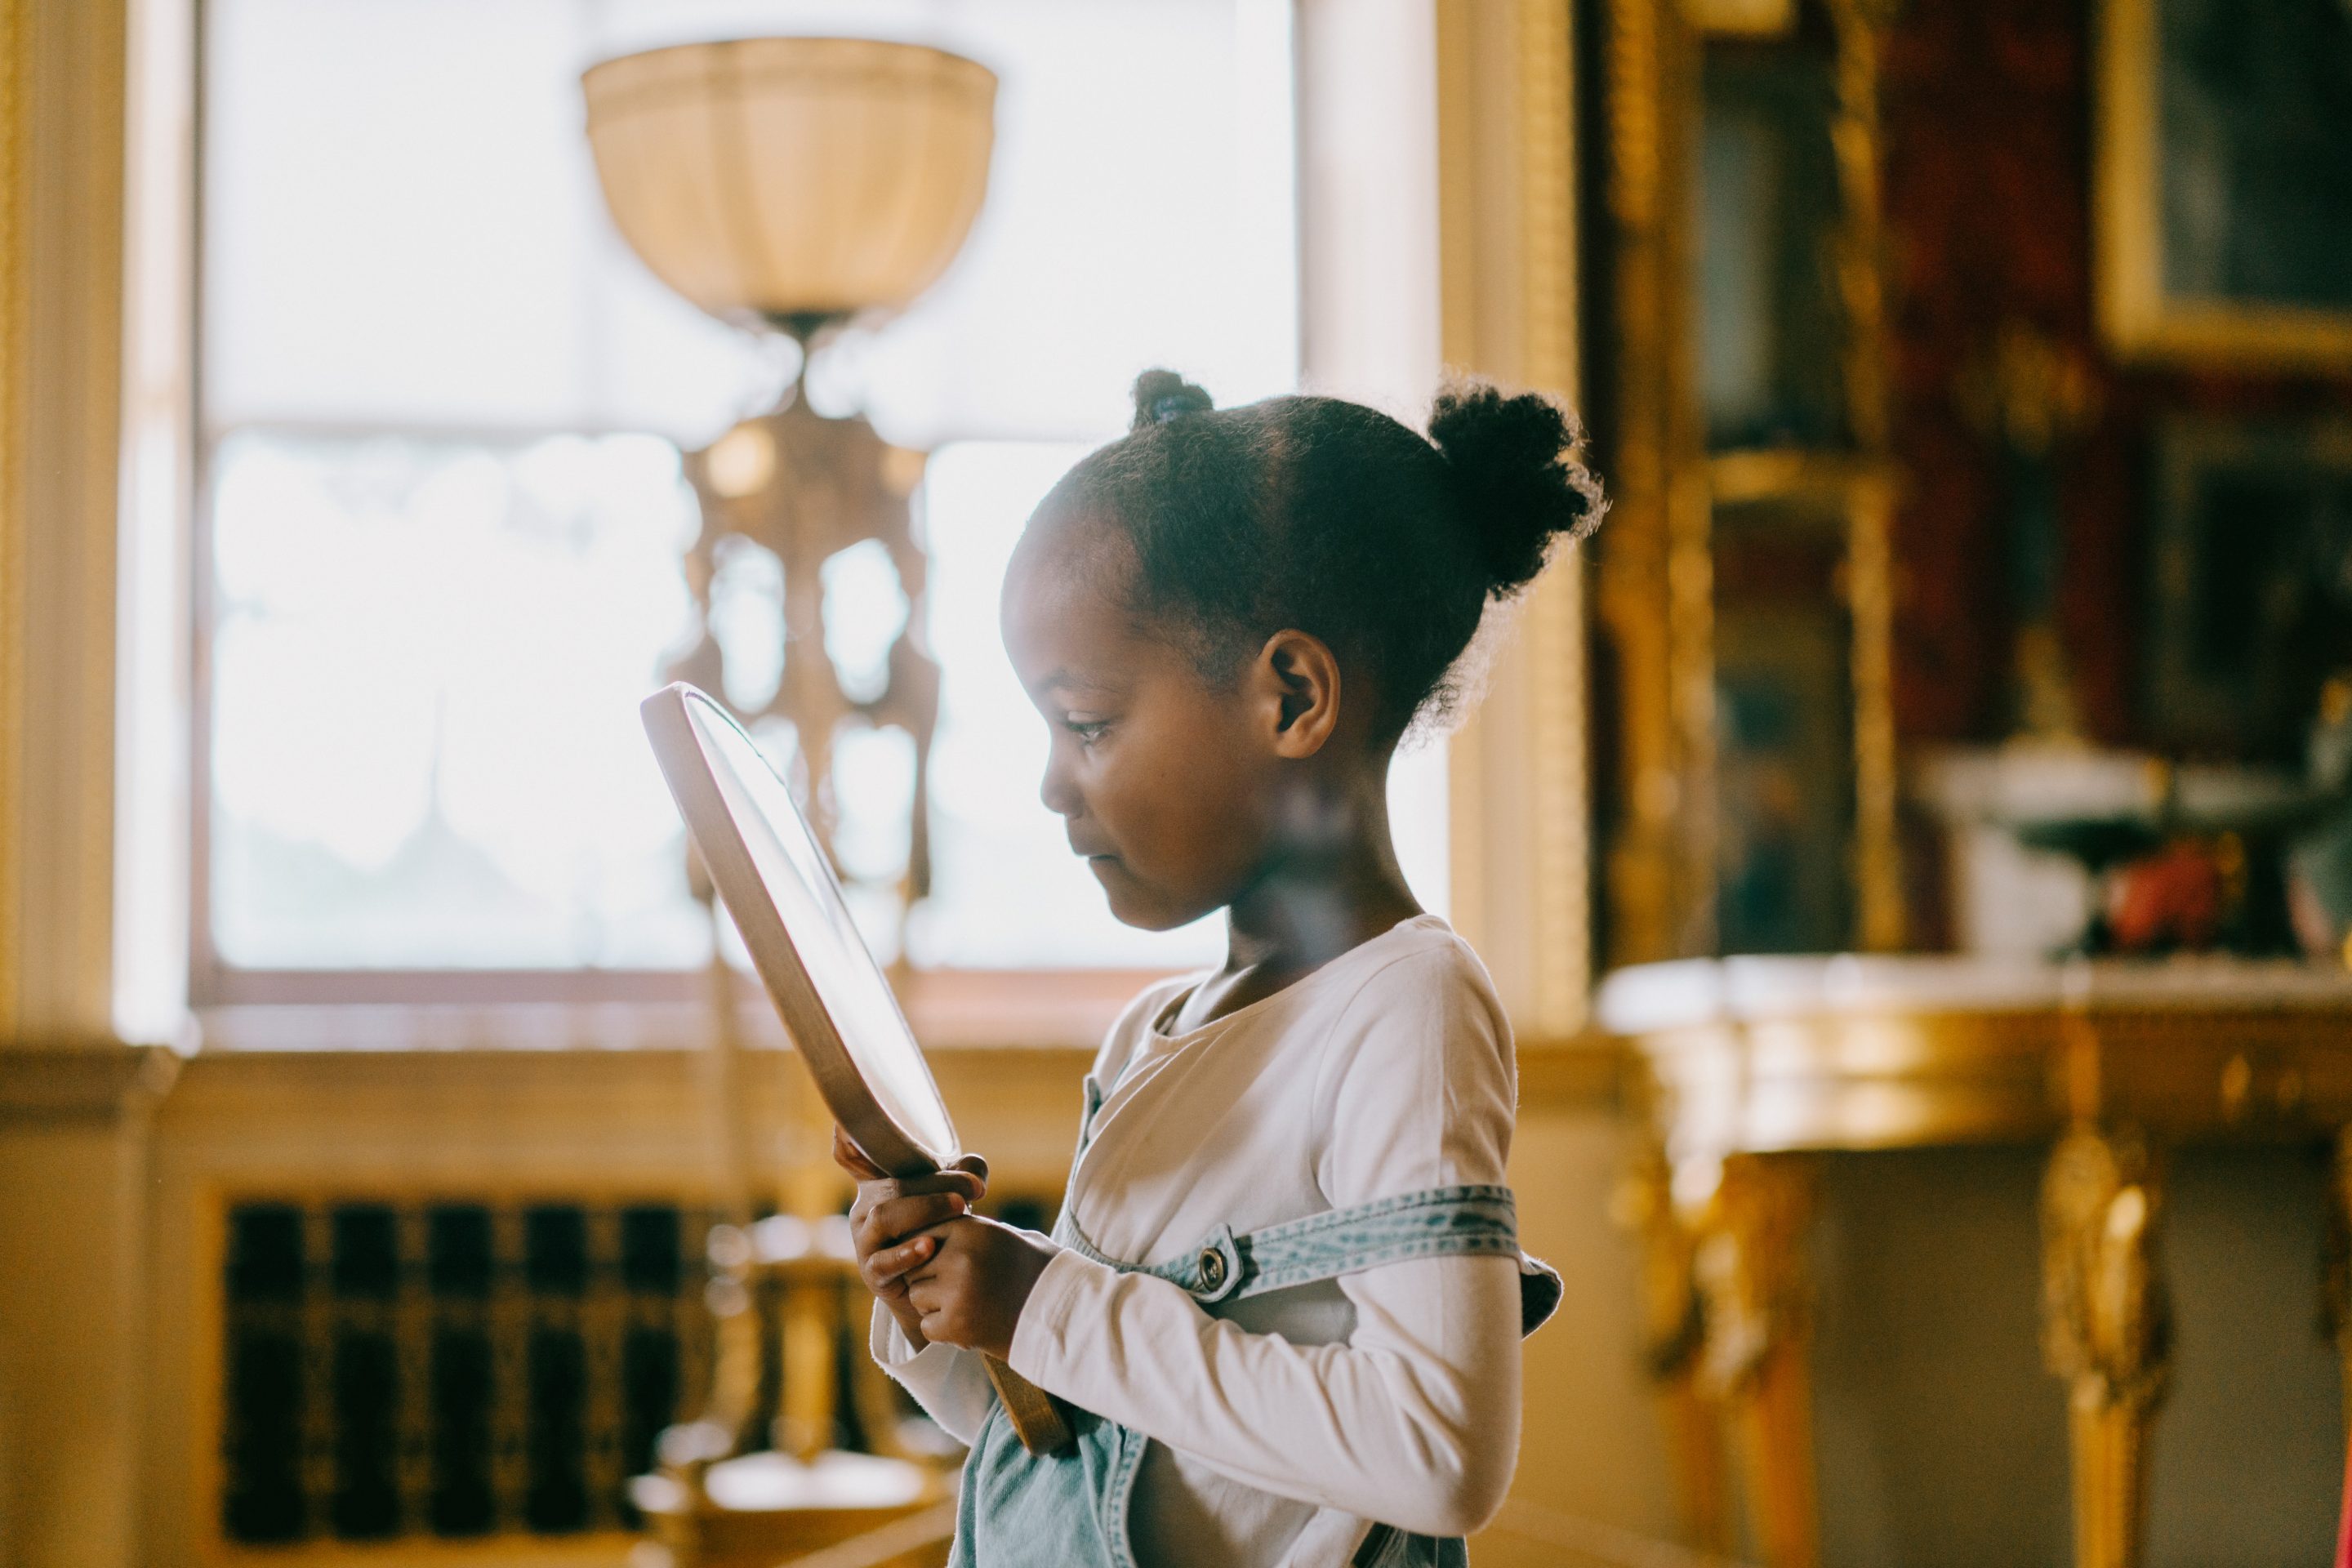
left=202, top=0, right=1442, bottom=986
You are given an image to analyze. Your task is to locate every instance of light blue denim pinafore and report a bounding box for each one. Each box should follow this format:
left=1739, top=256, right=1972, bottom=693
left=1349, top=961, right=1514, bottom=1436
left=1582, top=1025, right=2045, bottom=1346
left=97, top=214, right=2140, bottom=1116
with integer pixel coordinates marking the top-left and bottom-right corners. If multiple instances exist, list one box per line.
left=951, top=1077, right=1564, bottom=1568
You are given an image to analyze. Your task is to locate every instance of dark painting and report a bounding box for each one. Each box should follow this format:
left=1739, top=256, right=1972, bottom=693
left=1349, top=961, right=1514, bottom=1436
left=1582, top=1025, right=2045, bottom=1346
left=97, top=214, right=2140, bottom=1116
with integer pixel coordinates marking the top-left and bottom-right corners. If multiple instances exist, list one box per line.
left=2158, top=0, right=2352, bottom=315
left=2144, top=421, right=2352, bottom=760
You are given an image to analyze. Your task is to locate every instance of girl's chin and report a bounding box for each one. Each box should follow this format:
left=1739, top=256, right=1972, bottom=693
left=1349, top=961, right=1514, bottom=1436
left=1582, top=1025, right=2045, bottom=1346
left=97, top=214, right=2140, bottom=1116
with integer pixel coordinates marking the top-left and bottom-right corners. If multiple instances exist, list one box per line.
left=1089, top=858, right=1208, bottom=933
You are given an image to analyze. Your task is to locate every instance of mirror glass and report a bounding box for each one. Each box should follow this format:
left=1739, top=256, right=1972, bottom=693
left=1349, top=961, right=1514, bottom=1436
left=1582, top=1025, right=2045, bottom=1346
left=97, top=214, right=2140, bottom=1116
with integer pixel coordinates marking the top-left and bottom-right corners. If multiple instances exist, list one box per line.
left=683, top=692, right=959, bottom=1163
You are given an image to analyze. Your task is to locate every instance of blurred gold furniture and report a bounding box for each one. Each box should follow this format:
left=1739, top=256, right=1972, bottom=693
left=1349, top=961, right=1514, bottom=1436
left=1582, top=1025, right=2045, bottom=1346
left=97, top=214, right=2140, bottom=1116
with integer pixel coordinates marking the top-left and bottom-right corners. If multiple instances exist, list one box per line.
left=629, top=1214, right=949, bottom=1568
left=1604, top=955, right=2352, bottom=1568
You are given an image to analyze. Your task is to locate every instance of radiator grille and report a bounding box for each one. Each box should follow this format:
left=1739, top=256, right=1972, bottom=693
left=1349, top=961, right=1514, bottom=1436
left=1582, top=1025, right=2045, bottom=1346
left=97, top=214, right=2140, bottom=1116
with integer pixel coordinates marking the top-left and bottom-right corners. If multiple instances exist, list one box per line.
left=220, top=1199, right=715, bottom=1545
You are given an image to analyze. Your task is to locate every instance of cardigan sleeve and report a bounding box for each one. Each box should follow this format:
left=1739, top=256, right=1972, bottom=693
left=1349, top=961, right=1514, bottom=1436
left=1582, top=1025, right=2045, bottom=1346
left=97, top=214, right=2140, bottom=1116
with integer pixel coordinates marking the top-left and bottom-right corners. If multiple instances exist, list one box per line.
left=1004, top=944, right=1524, bottom=1538
left=868, top=1302, right=1000, bottom=1446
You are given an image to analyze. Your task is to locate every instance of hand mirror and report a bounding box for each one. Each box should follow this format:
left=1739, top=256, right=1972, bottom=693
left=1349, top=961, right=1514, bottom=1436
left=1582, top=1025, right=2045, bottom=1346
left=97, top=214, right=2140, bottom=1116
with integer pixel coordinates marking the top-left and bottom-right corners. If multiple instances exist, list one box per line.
left=641, top=683, right=1071, bottom=1453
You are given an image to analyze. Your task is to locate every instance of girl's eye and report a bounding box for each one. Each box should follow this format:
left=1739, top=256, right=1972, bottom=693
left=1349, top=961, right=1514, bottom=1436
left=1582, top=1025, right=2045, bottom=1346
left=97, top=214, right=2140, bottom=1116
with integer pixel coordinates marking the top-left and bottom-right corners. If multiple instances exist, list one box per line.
left=1063, top=718, right=1111, bottom=746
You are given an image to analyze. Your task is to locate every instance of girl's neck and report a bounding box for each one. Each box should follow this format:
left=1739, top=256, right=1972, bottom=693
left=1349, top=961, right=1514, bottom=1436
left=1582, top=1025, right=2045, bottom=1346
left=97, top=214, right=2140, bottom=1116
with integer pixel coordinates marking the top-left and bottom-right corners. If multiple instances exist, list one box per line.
left=1178, top=772, right=1422, bottom=1030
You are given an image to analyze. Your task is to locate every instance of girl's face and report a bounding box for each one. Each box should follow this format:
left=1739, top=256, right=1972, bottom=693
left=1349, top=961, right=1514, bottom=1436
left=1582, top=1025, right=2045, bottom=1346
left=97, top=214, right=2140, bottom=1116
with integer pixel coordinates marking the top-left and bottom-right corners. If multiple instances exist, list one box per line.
left=1000, top=518, right=1283, bottom=931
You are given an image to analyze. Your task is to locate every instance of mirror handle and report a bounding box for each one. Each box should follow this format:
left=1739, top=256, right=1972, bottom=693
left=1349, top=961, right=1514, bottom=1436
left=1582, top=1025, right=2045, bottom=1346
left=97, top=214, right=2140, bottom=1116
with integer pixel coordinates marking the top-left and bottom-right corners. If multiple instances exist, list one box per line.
left=982, top=1356, right=1074, bottom=1454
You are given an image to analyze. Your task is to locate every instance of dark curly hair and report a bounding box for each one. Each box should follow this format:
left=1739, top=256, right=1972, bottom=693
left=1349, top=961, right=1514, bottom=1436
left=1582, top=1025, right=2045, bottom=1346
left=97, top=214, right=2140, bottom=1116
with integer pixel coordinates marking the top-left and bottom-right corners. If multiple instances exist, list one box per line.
left=1032, top=369, right=1606, bottom=742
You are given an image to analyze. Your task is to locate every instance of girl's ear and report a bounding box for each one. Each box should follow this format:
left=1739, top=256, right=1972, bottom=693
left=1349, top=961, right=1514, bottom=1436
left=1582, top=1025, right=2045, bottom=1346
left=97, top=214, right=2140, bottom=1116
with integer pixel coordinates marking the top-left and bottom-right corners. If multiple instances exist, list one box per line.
left=1251, top=630, right=1341, bottom=759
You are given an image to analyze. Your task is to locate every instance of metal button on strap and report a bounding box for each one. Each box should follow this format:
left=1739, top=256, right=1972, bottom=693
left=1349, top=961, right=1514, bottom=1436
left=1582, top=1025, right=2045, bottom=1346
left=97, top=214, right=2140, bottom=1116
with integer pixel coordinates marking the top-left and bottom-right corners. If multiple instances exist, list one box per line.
left=1196, top=1246, right=1227, bottom=1291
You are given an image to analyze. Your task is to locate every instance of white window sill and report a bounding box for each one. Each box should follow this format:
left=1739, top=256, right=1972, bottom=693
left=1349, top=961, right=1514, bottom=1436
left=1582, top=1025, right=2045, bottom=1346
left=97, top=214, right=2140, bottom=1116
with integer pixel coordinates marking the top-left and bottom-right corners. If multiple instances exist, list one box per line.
left=193, top=967, right=1165, bottom=1055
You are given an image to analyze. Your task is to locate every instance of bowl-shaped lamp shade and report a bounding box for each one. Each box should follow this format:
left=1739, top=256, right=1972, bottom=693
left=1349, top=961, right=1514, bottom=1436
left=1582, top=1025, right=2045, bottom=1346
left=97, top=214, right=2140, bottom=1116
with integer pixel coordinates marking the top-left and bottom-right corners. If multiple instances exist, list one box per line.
left=583, top=38, right=996, bottom=328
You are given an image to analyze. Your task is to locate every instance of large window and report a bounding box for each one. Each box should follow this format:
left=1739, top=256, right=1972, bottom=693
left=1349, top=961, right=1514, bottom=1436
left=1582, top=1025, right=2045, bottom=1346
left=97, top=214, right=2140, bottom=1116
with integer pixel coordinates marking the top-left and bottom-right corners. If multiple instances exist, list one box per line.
left=198, top=0, right=1441, bottom=999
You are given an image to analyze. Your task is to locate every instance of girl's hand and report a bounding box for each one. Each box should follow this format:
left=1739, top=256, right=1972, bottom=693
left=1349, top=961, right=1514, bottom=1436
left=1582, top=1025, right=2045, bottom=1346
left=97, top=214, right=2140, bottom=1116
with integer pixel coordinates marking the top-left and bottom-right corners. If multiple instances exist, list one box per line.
left=835, top=1125, right=989, bottom=1346
left=903, top=1214, right=1061, bottom=1360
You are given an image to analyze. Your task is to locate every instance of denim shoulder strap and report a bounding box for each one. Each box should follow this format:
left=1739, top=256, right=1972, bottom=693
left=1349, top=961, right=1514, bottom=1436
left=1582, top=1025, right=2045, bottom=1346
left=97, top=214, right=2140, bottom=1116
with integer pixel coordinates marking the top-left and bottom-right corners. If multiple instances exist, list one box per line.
left=1056, top=1183, right=1563, bottom=1337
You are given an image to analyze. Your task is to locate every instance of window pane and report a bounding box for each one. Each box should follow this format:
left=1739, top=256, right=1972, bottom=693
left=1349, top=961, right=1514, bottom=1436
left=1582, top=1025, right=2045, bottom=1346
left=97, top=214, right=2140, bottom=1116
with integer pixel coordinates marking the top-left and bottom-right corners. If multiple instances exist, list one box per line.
left=207, top=431, right=710, bottom=968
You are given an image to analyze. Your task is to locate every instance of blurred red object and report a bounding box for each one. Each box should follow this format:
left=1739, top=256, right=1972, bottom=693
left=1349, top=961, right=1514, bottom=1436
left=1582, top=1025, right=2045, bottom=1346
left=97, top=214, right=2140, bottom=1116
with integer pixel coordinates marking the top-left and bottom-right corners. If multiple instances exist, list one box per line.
left=2107, top=840, right=2225, bottom=951
left=2338, top=1437, right=2350, bottom=1568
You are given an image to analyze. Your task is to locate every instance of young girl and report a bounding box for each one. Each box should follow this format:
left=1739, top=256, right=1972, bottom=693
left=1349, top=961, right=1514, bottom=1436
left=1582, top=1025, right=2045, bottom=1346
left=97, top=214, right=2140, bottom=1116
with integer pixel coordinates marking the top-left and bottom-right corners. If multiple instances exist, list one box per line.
left=836, top=370, right=1602, bottom=1567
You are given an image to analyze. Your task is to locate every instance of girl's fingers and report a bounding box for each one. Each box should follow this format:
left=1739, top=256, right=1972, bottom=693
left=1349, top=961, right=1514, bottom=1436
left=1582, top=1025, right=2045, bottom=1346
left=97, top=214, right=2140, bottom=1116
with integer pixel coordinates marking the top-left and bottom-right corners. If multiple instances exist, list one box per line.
left=866, top=1192, right=966, bottom=1245
left=866, top=1232, right=938, bottom=1286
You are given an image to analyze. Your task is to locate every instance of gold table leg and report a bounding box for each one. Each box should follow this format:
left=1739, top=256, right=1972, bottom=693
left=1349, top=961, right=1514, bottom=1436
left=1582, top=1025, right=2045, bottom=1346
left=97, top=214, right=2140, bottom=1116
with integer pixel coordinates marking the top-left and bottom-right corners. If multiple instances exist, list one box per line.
left=1619, top=1145, right=1731, bottom=1555
left=2041, top=1125, right=2170, bottom=1568
left=1695, top=1155, right=1820, bottom=1568
left=2320, top=1129, right=2352, bottom=1480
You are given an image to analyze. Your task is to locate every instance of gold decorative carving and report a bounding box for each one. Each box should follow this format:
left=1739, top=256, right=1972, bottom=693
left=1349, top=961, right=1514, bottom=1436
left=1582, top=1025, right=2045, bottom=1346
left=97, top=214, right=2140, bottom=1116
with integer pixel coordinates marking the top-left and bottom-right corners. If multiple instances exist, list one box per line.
left=1599, top=0, right=1710, bottom=964
left=1820, top=0, right=1904, bottom=950
left=2041, top=1124, right=2169, bottom=1568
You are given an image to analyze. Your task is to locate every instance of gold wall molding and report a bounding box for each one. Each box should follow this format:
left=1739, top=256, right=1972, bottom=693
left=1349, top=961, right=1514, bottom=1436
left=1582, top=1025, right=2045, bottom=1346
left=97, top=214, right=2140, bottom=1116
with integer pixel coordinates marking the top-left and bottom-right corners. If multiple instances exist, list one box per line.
left=0, top=1044, right=179, bottom=1125
left=0, top=0, right=133, bottom=1044
left=0, top=0, right=28, bottom=1033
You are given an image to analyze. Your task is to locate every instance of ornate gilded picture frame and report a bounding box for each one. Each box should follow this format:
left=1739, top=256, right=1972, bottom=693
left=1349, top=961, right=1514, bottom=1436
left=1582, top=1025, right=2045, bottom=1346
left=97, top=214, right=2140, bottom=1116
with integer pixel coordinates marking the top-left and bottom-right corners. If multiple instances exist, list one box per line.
left=2096, top=0, right=2352, bottom=368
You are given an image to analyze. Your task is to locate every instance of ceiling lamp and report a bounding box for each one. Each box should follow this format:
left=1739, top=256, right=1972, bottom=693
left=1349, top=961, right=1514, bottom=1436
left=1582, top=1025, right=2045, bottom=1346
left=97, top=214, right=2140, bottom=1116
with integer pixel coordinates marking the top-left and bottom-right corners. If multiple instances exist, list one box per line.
left=582, top=36, right=997, bottom=341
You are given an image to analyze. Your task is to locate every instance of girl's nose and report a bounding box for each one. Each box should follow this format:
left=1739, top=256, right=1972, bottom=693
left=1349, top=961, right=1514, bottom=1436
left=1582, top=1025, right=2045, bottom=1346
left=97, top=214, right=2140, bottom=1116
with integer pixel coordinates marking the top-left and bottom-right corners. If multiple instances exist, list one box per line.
left=1038, top=741, right=1082, bottom=819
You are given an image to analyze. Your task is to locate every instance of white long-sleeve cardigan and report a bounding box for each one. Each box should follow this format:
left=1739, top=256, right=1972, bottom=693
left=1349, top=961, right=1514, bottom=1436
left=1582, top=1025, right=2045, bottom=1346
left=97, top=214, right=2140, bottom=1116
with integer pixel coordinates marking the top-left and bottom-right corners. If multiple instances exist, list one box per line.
left=871, top=915, right=1526, bottom=1568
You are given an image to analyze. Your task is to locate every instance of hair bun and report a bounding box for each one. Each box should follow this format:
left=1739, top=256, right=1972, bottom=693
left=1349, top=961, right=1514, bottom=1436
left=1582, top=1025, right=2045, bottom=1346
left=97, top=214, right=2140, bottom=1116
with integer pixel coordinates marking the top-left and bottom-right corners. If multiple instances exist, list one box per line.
left=1427, top=380, right=1606, bottom=596
left=1130, top=368, right=1214, bottom=431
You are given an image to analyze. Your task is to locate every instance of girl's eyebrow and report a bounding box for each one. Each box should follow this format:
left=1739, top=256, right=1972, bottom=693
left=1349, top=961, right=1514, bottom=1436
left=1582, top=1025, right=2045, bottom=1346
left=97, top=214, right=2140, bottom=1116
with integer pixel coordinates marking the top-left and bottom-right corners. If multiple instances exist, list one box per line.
left=1029, top=667, right=1130, bottom=699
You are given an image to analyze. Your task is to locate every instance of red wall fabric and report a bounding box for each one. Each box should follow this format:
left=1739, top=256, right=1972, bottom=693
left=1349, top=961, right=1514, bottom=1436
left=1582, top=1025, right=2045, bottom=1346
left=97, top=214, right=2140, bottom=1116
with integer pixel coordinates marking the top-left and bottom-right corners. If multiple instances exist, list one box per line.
left=1878, top=0, right=2352, bottom=749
